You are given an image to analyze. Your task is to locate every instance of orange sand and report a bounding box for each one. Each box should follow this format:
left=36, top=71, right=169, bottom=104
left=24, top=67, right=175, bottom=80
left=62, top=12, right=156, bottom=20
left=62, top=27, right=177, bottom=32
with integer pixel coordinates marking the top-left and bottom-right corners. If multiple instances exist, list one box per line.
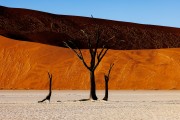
left=0, top=36, right=180, bottom=90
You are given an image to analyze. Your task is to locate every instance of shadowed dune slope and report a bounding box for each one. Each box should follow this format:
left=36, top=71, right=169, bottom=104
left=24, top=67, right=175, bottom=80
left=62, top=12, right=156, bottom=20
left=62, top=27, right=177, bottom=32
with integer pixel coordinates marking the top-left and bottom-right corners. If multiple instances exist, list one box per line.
left=1, top=35, right=180, bottom=90
left=0, top=6, right=180, bottom=50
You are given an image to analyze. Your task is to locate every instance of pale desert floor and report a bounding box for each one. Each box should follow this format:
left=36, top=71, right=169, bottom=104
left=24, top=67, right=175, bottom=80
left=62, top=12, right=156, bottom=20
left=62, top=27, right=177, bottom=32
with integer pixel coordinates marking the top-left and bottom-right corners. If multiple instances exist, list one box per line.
left=0, top=90, right=180, bottom=120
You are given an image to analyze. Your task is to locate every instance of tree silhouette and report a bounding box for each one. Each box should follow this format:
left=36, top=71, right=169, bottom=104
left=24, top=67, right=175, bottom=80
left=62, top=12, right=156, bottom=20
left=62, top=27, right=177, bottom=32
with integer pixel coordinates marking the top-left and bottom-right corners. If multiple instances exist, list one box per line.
left=103, top=63, right=114, bottom=101
left=38, top=72, right=52, bottom=103
left=64, top=28, right=109, bottom=100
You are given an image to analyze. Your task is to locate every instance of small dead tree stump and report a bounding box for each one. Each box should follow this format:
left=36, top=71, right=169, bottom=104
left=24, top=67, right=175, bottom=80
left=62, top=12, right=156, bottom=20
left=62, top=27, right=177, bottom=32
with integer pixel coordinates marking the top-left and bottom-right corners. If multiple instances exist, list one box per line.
left=103, top=63, right=114, bottom=101
left=38, top=72, right=52, bottom=103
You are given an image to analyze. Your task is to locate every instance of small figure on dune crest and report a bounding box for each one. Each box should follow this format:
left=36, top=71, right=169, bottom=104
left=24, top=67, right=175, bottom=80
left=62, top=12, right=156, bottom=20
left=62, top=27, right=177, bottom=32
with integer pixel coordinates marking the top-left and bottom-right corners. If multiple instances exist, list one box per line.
left=38, top=72, right=52, bottom=103
left=103, top=63, right=114, bottom=101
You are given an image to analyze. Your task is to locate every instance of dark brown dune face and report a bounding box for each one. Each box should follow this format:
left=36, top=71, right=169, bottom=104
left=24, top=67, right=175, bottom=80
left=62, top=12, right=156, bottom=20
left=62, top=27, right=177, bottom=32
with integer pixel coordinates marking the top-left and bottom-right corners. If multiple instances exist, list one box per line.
left=0, top=6, right=180, bottom=50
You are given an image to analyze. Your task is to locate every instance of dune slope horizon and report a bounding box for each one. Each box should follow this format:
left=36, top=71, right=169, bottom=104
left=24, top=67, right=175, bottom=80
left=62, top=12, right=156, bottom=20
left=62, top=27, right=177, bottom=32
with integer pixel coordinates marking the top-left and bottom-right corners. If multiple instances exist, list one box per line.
left=0, top=6, right=180, bottom=90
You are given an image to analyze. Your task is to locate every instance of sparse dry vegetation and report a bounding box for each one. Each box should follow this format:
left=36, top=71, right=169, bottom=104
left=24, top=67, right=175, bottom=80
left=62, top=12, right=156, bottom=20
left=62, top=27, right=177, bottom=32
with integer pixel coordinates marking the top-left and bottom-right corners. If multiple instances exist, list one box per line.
left=64, top=27, right=109, bottom=100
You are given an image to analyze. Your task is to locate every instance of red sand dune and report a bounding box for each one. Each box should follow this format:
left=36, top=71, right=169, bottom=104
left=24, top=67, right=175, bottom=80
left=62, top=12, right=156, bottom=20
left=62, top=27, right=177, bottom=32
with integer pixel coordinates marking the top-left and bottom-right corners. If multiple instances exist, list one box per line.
left=1, top=6, right=180, bottom=50
left=1, top=35, right=180, bottom=90
left=1, top=6, right=180, bottom=90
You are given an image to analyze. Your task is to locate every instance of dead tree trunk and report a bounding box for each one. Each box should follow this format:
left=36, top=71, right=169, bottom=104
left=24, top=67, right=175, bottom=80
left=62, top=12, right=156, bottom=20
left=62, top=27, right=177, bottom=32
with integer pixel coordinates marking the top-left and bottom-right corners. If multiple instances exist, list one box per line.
left=64, top=28, right=111, bottom=100
left=103, top=63, right=114, bottom=101
left=38, top=72, right=52, bottom=103
left=89, top=70, right=97, bottom=100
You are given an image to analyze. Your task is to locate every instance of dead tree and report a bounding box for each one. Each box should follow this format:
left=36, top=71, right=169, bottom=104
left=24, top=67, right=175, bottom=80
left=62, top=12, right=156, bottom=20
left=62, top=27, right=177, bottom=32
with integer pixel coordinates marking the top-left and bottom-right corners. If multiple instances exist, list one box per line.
left=64, top=28, right=109, bottom=100
left=38, top=72, right=52, bottom=103
left=103, top=63, right=114, bottom=101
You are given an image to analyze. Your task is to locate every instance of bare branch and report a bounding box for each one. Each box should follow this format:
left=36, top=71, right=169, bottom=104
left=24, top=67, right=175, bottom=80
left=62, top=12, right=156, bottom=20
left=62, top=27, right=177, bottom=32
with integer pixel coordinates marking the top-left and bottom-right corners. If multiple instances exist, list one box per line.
left=106, top=36, right=115, bottom=43
left=94, top=27, right=101, bottom=55
left=88, top=38, right=94, bottom=57
left=81, top=58, right=91, bottom=70
left=107, top=63, right=114, bottom=78
left=99, top=48, right=108, bottom=61
left=63, top=41, right=90, bottom=70
left=63, top=41, right=82, bottom=59
left=48, top=72, right=52, bottom=79
left=94, top=48, right=108, bottom=70
left=81, top=30, right=88, bottom=39
left=97, top=45, right=106, bottom=60
left=81, top=29, right=93, bottom=55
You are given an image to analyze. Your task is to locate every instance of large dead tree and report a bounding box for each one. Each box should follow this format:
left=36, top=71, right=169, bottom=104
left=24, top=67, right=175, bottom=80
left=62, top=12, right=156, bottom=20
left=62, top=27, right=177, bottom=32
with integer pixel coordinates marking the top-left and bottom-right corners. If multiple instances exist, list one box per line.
left=64, top=28, right=109, bottom=100
left=103, top=63, right=114, bottom=101
left=38, top=72, right=52, bottom=103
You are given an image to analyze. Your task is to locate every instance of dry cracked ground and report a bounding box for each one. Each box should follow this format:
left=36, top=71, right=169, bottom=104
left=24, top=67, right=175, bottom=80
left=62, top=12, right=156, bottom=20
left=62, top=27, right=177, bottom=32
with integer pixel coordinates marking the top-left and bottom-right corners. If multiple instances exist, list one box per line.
left=0, top=90, right=180, bottom=120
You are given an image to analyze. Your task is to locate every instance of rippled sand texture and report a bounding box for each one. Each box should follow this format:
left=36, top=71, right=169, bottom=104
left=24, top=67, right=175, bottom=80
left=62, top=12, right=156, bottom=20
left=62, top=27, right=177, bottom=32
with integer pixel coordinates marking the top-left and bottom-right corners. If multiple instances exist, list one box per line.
left=1, top=36, right=180, bottom=90
left=0, top=90, right=180, bottom=120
